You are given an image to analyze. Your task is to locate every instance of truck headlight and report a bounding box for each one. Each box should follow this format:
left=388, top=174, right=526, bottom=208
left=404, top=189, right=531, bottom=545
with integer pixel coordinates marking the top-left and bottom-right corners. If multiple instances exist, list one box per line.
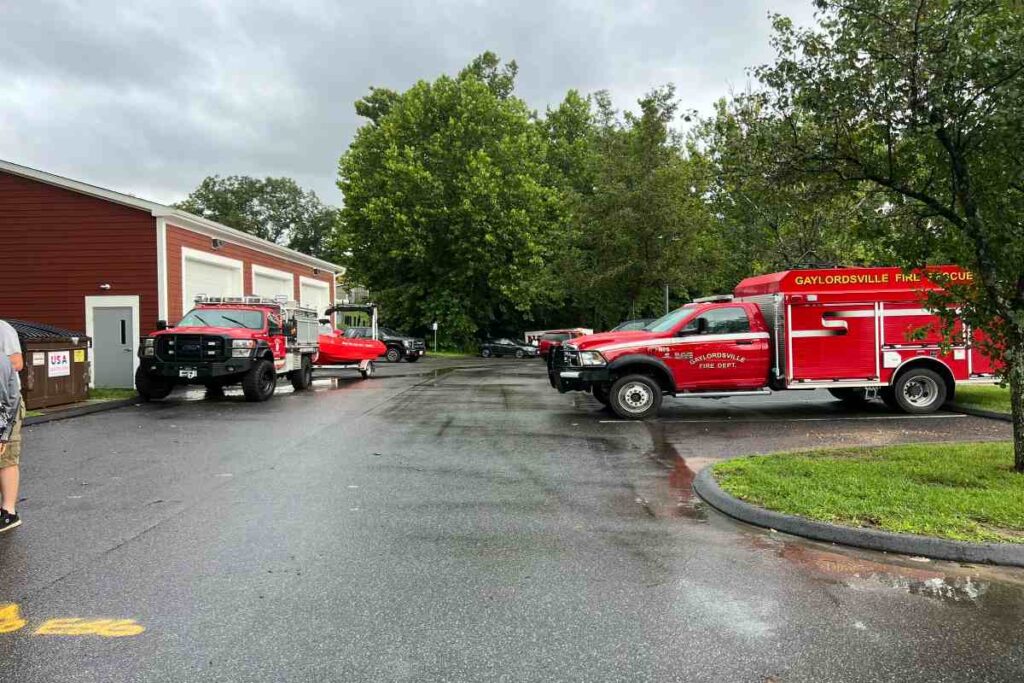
left=143, top=338, right=155, bottom=357
left=231, top=339, right=255, bottom=357
left=579, top=351, right=606, bottom=366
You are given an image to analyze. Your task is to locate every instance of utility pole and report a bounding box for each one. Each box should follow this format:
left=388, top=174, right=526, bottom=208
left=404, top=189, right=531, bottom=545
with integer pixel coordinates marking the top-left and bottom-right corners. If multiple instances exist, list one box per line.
left=664, top=283, right=669, bottom=315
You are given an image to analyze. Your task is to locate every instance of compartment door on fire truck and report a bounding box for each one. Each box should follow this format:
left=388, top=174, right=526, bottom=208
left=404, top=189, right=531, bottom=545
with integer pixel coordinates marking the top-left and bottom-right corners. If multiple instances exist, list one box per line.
left=674, top=306, right=769, bottom=390
left=789, top=303, right=876, bottom=381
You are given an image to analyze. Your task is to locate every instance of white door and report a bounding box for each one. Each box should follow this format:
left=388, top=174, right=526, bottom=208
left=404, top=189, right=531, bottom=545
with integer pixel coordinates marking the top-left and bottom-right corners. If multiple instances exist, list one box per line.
left=182, top=249, right=243, bottom=312
left=252, top=266, right=294, bottom=300
left=300, top=277, right=331, bottom=316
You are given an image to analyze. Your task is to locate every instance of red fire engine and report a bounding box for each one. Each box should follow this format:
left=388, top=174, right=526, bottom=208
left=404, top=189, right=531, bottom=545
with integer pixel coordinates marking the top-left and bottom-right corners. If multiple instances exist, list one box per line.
left=549, top=266, right=998, bottom=419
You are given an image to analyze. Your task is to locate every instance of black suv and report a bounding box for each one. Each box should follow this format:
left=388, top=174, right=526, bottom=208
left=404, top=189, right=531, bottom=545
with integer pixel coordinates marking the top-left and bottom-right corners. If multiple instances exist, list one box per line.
left=480, top=338, right=539, bottom=359
left=344, top=326, right=426, bottom=362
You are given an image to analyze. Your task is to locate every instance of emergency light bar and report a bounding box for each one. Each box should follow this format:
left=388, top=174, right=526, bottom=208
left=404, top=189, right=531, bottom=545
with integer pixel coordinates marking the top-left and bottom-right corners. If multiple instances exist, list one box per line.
left=692, top=294, right=734, bottom=303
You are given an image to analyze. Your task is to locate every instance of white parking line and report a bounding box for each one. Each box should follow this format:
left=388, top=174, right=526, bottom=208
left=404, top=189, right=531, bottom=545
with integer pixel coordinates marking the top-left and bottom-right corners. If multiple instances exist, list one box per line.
left=599, top=414, right=969, bottom=424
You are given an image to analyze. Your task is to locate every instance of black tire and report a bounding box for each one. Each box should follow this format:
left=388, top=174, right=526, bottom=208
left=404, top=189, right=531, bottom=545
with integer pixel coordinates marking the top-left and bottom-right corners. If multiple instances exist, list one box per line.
left=405, top=355, right=420, bottom=363
left=879, top=387, right=900, bottom=410
left=135, top=367, right=174, bottom=401
left=481, top=348, right=492, bottom=358
left=592, top=382, right=611, bottom=406
left=827, top=388, right=870, bottom=406
left=360, top=361, right=375, bottom=379
left=609, top=374, right=662, bottom=420
left=290, top=355, right=313, bottom=391
left=891, top=368, right=947, bottom=414
left=515, top=349, right=524, bottom=359
left=242, top=359, right=278, bottom=402
left=385, top=347, right=402, bottom=363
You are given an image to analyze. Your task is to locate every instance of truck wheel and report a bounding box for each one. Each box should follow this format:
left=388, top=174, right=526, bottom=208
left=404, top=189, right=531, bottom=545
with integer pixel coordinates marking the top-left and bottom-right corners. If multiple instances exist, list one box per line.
left=360, top=361, right=375, bottom=379
left=405, top=355, right=420, bottom=363
left=481, top=348, right=492, bottom=358
left=827, top=388, right=869, bottom=406
left=242, top=359, right=277, bottom=402
left=592, top=382, right=611, bottom=406
left=290, top=355, right=313, bottom=391
left=609, top=374, right=662, bottom=420
left=892, top=368, right=947, bottom=414
left=135, top=367, right=173, bottom=401
left=515, top=349, right=525, bottom=359
left=386, top=347, right=402, bottom=363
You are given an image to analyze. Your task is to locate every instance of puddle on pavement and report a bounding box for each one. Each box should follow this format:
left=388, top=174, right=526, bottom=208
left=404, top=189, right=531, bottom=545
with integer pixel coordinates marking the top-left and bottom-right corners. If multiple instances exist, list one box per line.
left=742, top=528, right=1024, bottom=608
left=642, top=422, right=708, bottom=521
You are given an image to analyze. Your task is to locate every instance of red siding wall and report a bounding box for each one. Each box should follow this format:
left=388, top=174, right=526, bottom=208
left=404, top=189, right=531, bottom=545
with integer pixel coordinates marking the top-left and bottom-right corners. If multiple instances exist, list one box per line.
left=166, top=224, right=335, bottom=321
left=0, top=171, right=157, bottom=333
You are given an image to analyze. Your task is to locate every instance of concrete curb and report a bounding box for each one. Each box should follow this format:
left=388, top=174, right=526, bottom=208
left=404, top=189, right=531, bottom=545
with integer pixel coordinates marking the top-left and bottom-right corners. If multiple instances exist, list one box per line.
left=24, top=398, right=138, bottom=426
left=946, top=403, right=1013, bottom=423
left=693, top=467, right=1024, bottom=567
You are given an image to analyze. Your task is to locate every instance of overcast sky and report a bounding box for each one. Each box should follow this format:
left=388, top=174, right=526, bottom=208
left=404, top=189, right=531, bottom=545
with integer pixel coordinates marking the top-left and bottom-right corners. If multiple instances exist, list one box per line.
left=0, top=0, right=817, bottom=206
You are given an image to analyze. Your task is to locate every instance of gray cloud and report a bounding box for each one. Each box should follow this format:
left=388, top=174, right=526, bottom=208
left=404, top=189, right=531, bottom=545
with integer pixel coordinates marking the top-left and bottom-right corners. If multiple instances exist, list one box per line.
left=0, top=0, right=817, bottom=205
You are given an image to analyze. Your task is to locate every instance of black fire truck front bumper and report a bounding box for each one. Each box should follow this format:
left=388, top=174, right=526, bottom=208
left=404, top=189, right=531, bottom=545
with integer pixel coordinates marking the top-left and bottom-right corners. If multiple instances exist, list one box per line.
left=139, top=359, right=258, bottom=384
left=547, top=347, right=609, bottom=393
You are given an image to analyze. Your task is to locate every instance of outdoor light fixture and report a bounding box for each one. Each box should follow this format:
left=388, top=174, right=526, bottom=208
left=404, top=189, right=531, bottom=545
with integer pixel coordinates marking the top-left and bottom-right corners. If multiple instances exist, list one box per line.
left=211, top=238, right=225, bottom=250
left=99, top=283, right=111, bottom=290
left=313, top=268, right=321, bottom=275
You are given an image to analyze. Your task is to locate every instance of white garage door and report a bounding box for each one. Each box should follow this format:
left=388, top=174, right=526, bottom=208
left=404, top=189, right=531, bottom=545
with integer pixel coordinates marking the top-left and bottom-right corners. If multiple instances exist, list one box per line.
left=300, top=277, right=331, bottom=316
left=252, top=266, right=294, bottom=300
left=182, top=249, right=243, bottom=312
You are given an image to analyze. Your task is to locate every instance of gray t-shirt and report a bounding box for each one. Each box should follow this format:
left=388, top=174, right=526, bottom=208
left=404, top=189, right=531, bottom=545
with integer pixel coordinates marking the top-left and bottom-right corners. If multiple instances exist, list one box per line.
left=0, top=320, right=22, bottom=393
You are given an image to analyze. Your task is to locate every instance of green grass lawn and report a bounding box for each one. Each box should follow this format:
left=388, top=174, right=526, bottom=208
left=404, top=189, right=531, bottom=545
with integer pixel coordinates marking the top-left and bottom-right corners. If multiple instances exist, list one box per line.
left=714, top=442, right=1024, bottom=543
left=955, top=385, right=1011, bottom=415
left=88, top=387, right=138, bottom=401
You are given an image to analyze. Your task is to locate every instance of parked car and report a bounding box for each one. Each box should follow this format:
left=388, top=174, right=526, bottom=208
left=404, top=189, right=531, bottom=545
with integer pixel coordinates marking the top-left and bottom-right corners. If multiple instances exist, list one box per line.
left=537, top=330, right=586, bottom=359
left=610, top=318, right=654, bottom=332
left=344, top=326, right=426, bottom=362
left=480, top=338, right=539, bottom=359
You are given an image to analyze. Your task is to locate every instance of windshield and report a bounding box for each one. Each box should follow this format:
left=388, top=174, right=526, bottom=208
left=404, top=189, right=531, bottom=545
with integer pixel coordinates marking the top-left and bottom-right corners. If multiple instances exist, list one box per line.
left=178, top=308, right=264, bottom=330
left=645, top=305, right=696, bottom=333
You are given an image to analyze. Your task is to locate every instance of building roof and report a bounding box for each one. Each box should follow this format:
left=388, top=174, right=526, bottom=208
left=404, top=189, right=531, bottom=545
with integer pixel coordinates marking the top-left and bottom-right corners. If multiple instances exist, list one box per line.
left=0, top=158, right=343, bottom=274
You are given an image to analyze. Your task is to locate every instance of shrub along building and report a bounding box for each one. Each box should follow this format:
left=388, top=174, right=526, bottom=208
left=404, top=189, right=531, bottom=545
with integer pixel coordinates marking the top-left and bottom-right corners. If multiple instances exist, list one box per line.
left=0, top=159, right=341, bottom=388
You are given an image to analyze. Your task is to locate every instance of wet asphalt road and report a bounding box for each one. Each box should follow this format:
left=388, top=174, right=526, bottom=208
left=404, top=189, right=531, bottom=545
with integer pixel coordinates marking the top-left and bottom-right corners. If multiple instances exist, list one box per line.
left=0, top=357, right=1020, bottom=682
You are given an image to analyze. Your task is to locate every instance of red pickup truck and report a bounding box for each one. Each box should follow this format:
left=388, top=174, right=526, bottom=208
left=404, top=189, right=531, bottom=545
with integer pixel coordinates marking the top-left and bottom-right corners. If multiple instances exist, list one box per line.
left=549, top=266, right=997, bottom=419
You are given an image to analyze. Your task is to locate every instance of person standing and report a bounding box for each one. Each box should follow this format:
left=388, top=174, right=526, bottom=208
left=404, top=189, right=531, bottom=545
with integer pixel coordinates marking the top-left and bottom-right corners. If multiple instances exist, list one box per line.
left=0, top=319, right=24, bottom=532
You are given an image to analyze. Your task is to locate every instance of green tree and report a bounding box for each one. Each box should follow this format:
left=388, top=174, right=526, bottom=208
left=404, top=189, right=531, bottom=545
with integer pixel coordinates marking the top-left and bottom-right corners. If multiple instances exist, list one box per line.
left=693, top=97, right=888, bottom=284
left=581, top=86, right=718, bottom=327
left=756, top=0, right=1024, bottom=468
left=337, top=53, right=564, bottom=344
left=176, top=175, right=340, bottom=258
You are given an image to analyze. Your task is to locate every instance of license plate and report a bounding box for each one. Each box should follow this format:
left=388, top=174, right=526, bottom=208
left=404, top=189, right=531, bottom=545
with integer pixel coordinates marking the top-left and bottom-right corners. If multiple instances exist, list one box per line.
left=179, top=368, right=198, bottom=379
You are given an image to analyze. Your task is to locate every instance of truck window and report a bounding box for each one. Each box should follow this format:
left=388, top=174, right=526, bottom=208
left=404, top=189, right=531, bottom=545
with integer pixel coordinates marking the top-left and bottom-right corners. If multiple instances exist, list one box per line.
left=179, top=309, right=264, bottom=330
left=686, top=307, right=750, bottom=335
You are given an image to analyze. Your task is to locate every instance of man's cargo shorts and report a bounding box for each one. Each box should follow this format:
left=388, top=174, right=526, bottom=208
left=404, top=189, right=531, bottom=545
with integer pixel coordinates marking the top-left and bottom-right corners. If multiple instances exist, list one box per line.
left=0, top=403, right=24, bottom=467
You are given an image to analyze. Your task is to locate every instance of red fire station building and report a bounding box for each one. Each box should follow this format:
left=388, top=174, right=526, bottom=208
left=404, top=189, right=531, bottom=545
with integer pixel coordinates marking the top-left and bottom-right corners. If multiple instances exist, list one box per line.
left=0, top=159, right=341, bottom=388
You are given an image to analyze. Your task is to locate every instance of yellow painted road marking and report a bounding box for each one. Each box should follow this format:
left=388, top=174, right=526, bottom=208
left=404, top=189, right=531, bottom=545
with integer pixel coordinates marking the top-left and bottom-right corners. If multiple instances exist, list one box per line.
left=0, top=604, right=27, bottom=633
left=0, top=604, right=144, bottom=637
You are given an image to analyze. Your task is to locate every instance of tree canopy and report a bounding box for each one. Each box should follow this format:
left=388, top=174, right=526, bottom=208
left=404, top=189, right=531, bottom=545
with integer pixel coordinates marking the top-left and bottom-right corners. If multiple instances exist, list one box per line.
left=176, top=175, right=340, bottom=259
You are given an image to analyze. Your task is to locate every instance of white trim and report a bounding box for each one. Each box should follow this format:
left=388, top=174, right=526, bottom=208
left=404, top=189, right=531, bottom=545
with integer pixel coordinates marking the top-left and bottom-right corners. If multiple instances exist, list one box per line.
left=156, top=217, right=168, bottom=321
left=251, top=264, right=294, bottom=296
left=84, top=295, right=140, bottom=389
left=0, top=157, right=342, bottom=273
left=874, top=303, right=881, bottom=379
left=786, top=304, right=794, bottom=381
left=180, top=247, right=244, bottom=313
left=594, top=332, right=769, bottom=354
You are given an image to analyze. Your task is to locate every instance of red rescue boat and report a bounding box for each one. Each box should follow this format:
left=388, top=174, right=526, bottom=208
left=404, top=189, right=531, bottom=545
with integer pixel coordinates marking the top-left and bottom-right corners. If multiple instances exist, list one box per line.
left=314, top=303, right=387, bottom=377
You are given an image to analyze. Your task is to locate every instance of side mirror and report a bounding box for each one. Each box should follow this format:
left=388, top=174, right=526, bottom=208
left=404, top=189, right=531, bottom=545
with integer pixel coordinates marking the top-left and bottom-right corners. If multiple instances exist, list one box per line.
left=318, top=318, right=330, bottom=325
left=156, top=320, right=168, bottom=331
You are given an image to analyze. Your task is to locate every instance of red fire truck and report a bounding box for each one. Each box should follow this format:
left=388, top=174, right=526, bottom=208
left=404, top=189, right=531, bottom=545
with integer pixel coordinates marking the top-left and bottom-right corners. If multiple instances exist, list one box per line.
left=136, top=295, right=323, bottom=402
left=549, top=266, right=998, bottom=419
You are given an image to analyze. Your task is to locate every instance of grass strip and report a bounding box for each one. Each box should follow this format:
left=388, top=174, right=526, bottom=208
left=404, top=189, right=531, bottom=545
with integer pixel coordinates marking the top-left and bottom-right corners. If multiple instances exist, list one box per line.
left=714, top=442, right=1024, bottom=544
left=955, top=385, right=1011, bottom=415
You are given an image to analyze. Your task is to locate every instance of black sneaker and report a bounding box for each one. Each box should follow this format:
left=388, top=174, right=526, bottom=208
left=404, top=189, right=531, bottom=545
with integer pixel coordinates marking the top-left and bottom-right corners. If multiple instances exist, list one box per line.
left=0, top=509, right=20, bottom=533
